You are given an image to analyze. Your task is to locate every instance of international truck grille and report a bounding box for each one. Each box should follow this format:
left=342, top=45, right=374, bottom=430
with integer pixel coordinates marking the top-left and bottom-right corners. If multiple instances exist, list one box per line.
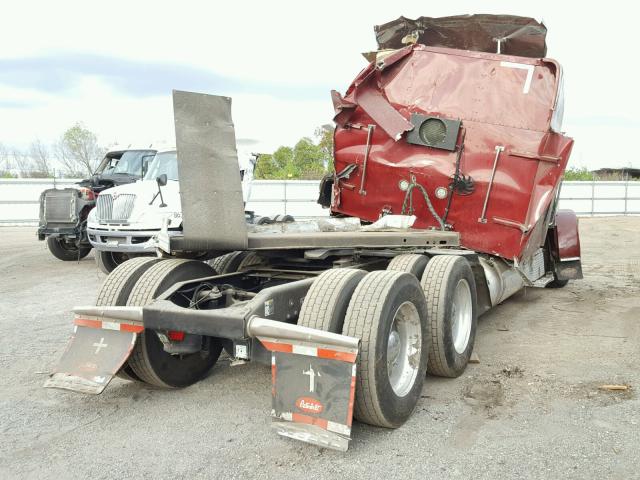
left=43, top=191, right=76, bottom=222
left=96, top=193, right=136, bottom=223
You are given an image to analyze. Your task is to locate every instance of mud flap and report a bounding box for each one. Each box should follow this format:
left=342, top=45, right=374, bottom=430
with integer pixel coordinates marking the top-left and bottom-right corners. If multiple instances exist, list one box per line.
left=44, top=316, right=142, bottom=394
left=258, top=338, right=359, bottom=452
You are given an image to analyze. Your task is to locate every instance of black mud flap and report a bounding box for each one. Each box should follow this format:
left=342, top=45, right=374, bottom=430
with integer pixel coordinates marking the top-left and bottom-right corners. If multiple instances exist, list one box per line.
left=258, top=338, right=358, bottom=452
left=44, top=317, right=142, bottom=394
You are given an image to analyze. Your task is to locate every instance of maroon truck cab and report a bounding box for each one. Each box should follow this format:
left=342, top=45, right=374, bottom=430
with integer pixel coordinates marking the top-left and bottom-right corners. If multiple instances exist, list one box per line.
left=329, top=34, right=580, bottom=277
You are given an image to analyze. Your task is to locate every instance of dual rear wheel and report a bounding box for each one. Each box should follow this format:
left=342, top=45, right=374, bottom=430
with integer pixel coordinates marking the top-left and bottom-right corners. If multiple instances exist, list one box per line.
left=298, top=254, right=478, bottom=429
left=97, top=251, right=477, bottom=424
left=387, top=254, right=478, bottom=377
left=95, top=257, right=222, bottom=388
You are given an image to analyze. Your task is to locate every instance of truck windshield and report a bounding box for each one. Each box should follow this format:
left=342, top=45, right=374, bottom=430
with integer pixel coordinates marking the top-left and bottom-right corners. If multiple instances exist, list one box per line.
left=102, top=150, right=156, bottom=176
left=144, top=151, right=179, bottom=181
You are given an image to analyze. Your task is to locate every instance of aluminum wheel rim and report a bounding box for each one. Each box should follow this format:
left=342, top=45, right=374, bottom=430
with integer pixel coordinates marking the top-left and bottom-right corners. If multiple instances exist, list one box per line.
left=452, top=279, right=472, bottom=354
left=387, top=301, right=422, bottom=397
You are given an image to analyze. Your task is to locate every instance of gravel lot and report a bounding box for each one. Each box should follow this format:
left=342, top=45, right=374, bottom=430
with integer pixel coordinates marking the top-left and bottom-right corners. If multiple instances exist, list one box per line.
left=1, top=217, right=638, bottom=479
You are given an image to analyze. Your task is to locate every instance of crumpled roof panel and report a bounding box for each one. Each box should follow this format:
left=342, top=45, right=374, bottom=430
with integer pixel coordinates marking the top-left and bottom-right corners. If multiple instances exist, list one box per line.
left=375, top=14, right=547, bottom=58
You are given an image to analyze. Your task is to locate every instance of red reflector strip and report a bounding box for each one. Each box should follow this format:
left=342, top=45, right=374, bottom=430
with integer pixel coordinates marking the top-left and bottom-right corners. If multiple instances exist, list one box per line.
left=120, top=323, right=145, bottom=333
left=74, top=317, right=144, bottom=333
left=260, top=341, right=293, bottom=354
left=74, top=318, right=102, bottom=329
left=260, top=340, right=356, bottom=363
left=317, top=348, right=357, bottom=363
left=291, top=412, right=329, bottom=430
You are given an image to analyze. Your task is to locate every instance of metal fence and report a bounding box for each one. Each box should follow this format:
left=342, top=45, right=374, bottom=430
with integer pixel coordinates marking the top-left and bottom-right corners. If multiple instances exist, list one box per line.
left=559, top=181, right=640, bottom=216
left=1, top=179, right=638, bottom=226
left=0, top=178, right=80, bottom=225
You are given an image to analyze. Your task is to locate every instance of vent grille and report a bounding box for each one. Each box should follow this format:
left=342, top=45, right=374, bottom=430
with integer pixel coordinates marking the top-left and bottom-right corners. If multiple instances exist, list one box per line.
left=43, top=191, right=76, bottom=222
left=419, top=118, right=447, bottom=145
left=96, top=193, right=136, bottom=223
left=520, top=248, right=546, bottom=282
left=406, top=114, right=461, bottom=151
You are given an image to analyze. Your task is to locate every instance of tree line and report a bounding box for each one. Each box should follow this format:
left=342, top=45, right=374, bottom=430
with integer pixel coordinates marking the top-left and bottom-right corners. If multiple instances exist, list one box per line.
left=0, top=123, right=106, bottom=178
left=1, top=122, right=336, bottom=180
left=254, top=124, right=334, bottom=180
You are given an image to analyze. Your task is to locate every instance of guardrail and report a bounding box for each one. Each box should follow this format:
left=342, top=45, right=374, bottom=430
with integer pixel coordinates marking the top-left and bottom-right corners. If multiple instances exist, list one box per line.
left=1, top=179, right=638, bottom=225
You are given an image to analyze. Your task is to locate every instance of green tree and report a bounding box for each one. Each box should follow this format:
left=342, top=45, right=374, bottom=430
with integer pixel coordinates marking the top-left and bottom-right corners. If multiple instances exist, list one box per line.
left=254, top=125, right=335, bottom=180
left=254, top=147, right=294, bottom=179
left=293, top=138, right=325, bottom=179
left=314, top=124, right=334, bottom=172
left=54, top=123, right=105, bottom=176
left=563, top=167, right=595, bottom=181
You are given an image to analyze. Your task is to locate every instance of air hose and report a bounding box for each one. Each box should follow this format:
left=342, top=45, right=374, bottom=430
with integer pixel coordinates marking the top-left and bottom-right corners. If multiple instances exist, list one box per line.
left=400, top=175, right=445, bottom=230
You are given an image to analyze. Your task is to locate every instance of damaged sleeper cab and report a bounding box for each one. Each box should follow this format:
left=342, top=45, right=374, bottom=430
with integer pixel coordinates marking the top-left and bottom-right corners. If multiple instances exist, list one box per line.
left=45, top=14, right=581, bottom=452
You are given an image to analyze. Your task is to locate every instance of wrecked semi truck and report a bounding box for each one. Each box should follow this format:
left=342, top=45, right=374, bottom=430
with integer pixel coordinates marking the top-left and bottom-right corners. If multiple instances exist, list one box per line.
left=45, top=15, right=582, bottom=451
left=37, top=147, right=156, bottom=261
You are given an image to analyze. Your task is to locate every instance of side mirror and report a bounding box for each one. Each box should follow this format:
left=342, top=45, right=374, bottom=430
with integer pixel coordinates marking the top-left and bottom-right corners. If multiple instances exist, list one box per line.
left=156, top=174, right=167, bottom=187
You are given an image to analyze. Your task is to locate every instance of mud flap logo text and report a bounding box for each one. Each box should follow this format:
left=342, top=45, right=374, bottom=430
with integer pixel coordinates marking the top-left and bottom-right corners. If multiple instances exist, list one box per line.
left=296, top=397, right=324, bottom=414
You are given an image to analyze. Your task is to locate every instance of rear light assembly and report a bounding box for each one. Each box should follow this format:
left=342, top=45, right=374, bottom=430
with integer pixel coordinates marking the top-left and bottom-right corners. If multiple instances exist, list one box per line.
left=78, top=187, right=96, bottom=201
left=167, top=330, right=185, bottom=342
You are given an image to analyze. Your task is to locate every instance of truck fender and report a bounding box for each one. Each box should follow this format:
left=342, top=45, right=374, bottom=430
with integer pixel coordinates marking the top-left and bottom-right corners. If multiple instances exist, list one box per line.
left=549, top=209, right=583, bottom=280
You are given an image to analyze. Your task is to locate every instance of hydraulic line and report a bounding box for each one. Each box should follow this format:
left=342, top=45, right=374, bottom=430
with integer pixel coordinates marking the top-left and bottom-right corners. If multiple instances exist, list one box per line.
left=401, top=175, right=445, bottom=230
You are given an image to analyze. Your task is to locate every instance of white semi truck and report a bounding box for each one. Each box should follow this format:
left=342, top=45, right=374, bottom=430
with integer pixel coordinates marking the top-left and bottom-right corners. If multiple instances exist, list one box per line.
left=87, top=148, right=254, bottom=273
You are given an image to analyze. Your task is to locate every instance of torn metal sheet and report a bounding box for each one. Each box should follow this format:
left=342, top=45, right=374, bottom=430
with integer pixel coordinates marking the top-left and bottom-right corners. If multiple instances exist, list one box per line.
left=247, top=217, right=361, bottom=235
left=333, top=47, right=414, bottom=140
left=353, top=74, right=412, bottom=140
left=375, top=15, right=547, bottom=58
left=173, top=90, right=248, bottom=251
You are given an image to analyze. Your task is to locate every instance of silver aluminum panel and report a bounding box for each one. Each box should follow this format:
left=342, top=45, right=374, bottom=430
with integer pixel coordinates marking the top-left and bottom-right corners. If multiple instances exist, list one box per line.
left=173, top=90, right=248, bottom=251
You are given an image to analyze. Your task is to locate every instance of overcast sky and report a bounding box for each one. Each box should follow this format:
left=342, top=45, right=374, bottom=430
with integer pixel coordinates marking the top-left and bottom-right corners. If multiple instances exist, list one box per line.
left=0, top=1, right=637, bottom=169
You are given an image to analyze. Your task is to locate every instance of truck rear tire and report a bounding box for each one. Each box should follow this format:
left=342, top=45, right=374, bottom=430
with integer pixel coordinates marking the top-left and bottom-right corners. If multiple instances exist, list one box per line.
left=209, top=251, right=263, bottom=274
left=342, top=270, right=428, bottom=428
left=95, top=256, right=164, bottom=381
left=298, top=268, right=366, bottom=333
left=387, top=254, right=429, bottom=279
left=46, top=236, right=91, bottom=261
left=126, top=259, right=222, bottom=388
left=421, top=255, right=477, bottom=378
left=95, top=250, right=130, bottom=275
left=546, top=275, right=569, bottom=288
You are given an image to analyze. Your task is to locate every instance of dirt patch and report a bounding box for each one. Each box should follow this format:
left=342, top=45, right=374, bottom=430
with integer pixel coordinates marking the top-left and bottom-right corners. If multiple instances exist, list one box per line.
left=462, top=379, right=504, bottom=414
left=500, top=365, right=524, bottom=378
